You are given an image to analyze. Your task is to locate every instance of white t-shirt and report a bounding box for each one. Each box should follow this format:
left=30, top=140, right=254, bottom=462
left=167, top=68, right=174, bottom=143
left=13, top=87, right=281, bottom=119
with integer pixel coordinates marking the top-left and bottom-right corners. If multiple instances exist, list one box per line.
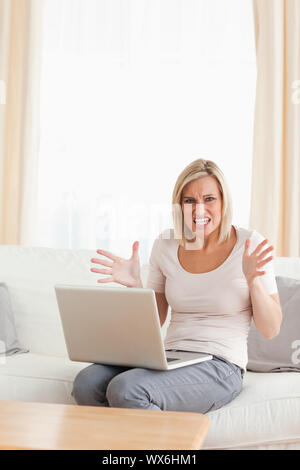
left=145, top=225, right=278, bottom=372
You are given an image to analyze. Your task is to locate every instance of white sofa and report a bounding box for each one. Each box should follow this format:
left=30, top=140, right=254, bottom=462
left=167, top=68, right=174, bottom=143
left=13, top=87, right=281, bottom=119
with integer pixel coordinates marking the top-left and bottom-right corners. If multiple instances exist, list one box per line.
left=0, top=245, right=299, bottom=450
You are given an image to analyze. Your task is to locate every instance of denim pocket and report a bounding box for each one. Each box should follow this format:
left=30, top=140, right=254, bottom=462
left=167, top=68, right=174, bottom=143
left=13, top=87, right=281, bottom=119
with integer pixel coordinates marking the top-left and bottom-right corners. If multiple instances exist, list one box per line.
left=213, top=355, right=243, bottom=379
left=211, top=356, right=237, bottom=381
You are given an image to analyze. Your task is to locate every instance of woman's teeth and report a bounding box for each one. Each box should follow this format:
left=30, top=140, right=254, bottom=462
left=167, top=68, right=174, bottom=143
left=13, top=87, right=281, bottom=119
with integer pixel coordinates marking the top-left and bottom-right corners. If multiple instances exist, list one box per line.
left=194, top=218, right=210, bottom=225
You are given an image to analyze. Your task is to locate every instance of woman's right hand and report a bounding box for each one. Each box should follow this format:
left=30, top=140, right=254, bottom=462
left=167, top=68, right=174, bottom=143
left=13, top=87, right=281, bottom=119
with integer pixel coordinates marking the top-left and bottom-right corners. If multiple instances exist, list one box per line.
left=90, top=241, right=142, bottom=288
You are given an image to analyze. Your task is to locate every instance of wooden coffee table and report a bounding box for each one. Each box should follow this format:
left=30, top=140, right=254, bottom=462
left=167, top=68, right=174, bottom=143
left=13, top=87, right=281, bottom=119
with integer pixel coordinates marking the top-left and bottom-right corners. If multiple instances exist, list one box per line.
left=0, top=400, right=210, bottom=450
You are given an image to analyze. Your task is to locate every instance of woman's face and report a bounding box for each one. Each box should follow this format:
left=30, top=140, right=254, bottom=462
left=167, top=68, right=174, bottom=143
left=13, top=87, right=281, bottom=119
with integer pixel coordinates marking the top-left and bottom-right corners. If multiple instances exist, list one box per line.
left=181, top=176, right=223, bottom=240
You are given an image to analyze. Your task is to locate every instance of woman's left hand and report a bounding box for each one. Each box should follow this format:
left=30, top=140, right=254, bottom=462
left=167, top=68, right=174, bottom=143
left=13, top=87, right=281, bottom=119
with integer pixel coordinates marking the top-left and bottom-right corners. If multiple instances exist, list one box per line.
left=242, top=238, right=274, bottom=287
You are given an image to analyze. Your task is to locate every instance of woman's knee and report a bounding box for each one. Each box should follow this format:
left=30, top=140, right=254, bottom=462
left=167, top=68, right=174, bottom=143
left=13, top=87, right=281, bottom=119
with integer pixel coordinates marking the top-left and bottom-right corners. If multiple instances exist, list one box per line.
left=72, top=364, right=109, bottom=406
left=106, top=373, right=130, bottom=407
left=106, top=370, right=152, bottom=409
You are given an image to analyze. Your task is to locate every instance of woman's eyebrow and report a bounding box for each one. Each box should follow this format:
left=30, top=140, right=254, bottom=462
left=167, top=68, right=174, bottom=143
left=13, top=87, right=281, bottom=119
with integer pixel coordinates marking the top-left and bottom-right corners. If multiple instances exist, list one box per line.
left=183, top=194, right=215, bottom=198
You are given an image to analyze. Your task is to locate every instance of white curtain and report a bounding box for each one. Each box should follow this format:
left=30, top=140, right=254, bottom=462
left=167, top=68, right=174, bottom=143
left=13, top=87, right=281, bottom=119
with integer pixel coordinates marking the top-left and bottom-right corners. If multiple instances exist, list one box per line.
left=37, top=0, right=256, bottom=265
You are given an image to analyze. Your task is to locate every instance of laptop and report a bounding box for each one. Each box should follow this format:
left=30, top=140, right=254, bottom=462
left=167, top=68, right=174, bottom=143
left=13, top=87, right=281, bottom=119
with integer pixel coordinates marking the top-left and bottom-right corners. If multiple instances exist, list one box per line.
left=54, top=284, right=212, bottom=371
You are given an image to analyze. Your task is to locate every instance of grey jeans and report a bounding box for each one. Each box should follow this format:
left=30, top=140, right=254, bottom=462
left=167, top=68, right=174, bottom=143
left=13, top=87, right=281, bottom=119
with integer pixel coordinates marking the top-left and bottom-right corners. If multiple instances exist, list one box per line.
left=72, top=354, right=244, bottom=414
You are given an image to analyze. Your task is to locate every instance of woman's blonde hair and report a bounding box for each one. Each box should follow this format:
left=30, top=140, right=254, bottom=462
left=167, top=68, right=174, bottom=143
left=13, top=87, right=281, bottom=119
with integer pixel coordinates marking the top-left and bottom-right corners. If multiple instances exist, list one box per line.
left=172, top=158, right=233, bottom=248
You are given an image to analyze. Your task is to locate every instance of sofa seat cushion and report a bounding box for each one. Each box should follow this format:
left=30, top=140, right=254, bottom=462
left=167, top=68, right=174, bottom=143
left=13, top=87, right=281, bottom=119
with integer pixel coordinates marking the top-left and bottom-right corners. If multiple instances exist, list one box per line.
left=203, top=371, right=300, bottom=449
left=0, top=353, right=90, bottom=404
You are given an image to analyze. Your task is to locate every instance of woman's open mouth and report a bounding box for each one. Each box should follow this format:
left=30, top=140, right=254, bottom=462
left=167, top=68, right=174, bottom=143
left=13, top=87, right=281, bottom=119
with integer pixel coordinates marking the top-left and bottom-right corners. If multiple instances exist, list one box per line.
left=193, top=217, right=211, bottom=226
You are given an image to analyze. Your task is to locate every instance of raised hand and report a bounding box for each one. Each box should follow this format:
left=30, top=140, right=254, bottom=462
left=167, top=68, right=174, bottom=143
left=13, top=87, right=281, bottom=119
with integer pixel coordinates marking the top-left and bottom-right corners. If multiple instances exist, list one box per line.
left=242, top=238, right=274, bottom=287
left=90, top=241, right=142, bottom=288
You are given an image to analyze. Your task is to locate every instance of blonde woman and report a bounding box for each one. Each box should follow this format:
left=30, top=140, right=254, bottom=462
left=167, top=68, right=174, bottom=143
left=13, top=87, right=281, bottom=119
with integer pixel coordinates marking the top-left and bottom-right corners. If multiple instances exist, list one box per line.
left=72, top=159, right=282, bottom=413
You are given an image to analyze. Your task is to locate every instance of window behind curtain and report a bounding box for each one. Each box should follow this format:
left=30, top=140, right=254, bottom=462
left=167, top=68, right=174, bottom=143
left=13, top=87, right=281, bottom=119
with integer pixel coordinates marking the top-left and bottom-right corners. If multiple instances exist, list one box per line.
left=37, top=0, right=256, bottom=266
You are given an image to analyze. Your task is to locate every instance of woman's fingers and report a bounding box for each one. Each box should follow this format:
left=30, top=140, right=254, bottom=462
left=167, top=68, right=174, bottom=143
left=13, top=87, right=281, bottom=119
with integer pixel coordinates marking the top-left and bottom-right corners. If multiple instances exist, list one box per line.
left=96, top=249, right=118, bottom=262
left=90, top=249, right=120, bottom=284
left=97, top=277, right=114, bottom=283
left=91, top=257, right=113, bottom=268
left=252, top=239, right=268, bottom=256
left=257, top=245, right=273, bottom=260
left=257, top=256, right=273, bottom=268
left=90, top=268, right=112, bottom=275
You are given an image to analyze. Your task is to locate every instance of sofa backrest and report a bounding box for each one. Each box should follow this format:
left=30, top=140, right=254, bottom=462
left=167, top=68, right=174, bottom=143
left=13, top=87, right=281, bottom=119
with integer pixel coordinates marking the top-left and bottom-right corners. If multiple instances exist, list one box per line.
left=0, top=245, right=299, bottom=358
left=0, top=246, right=149, bottom=357
left=273, top=257, right=300, bottom=279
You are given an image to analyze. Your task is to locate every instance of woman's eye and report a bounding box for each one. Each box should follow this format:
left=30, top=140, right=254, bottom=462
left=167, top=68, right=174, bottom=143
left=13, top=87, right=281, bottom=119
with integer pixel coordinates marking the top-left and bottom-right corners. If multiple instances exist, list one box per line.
left=185, top=198, right=214, bottom=203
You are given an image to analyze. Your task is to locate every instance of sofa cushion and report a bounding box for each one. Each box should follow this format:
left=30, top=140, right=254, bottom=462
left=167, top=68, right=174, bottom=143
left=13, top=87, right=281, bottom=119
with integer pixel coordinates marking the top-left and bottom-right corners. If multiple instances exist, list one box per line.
left=0, top=353, right=89, bottom=404
left=0, top=283, right=29, bottom=357
left=203, top=370, right=300, bottom=449
left=247, top=276, right=300, bottom=372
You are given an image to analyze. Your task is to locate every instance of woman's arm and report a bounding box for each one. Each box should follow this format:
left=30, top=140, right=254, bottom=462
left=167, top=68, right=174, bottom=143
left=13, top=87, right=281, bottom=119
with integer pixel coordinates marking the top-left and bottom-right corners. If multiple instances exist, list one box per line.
left=243, top=237, right=282, bottom=339
left=155, top=292, right=169, bottom=327
left=132, top=279, right=168, bottom=327
left=249, top=278, right=282, bottom=339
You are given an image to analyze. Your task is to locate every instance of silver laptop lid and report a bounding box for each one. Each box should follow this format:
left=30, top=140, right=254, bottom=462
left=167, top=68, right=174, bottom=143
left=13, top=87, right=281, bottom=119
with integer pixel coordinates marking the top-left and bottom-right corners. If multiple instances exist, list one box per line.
left=55, top=285, right=168, bottom=369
